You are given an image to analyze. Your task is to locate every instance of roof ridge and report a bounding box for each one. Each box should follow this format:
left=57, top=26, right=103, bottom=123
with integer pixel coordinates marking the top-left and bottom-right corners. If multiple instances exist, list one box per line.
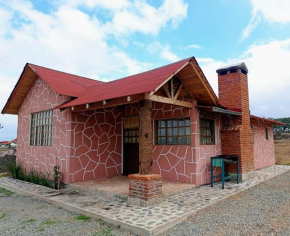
left=77, top=57, right=194, bottom=98
left=28, top=63, right=103, bottom=83
left=103, top=56, right=193, bottom=85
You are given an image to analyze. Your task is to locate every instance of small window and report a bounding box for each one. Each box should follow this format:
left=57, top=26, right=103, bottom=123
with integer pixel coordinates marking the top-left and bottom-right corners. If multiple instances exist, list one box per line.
left=265, top=127, right=269, bottom=140
left=155, top=118, right=190, bottom=145
left=200, top=118, right=215, bottom=145
left=30, top=110, right=53, bottom=146
left=251, top=125, right=255, bottom=144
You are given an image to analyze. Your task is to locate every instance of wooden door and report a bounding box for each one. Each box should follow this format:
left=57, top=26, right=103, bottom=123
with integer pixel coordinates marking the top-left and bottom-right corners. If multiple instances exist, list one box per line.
left=123, top=116, right=139, bottom=175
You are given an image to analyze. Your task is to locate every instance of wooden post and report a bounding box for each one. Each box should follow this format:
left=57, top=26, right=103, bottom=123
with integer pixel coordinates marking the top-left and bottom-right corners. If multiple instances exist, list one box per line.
left=139, top=99, right=152, bottom=175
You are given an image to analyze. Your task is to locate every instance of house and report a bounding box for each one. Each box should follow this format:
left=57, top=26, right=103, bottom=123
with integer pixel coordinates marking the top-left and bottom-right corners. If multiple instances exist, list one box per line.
left=2, top=57, right=284, bottom=206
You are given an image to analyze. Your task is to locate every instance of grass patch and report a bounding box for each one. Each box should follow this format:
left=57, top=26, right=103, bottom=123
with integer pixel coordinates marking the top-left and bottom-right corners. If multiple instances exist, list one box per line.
left=94, top=225, right=120, bottom=236
left=0, top=173, right=9, bottom=178
left=7, top=162, right=53, bottom=188
left=0, top=213, right=6, bottom=220
left=75, top=215, right=91, bottom=221
left=94, top=227, right=114, bottom=236
left=94, top=221, right=120, bottom=236
left=22, top=219, right=37, bottom=224
left=42, top=219, right=58, bottom=225
left=0, top=187, right=14, bottom=197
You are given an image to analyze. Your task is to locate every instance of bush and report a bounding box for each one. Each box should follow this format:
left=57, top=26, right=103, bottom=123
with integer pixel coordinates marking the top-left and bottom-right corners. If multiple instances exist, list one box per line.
left=7, top=162, right=53, bottom=188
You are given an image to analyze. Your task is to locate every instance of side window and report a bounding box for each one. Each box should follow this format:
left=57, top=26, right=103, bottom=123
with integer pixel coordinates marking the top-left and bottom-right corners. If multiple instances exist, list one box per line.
left=200, top=118, right=215, bottom=145
left=265, top=127, right=269, bottom=140
left=30, top=110, right=53, bottom=146
left=155, top=118, right=191, bottom=145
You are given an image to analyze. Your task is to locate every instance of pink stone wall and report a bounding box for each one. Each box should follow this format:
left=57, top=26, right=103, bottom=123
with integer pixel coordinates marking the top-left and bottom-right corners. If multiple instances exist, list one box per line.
left=17, top=78, right=123, bottom=184
left=17, top=78, right=72, bottom=183
left=17, top=79, right=221, bottom=186
left=125, top=103, right=222, bottom=185
left=68, top=108, right=122, bottom=182
left=251, top=120, right=275, bottom=170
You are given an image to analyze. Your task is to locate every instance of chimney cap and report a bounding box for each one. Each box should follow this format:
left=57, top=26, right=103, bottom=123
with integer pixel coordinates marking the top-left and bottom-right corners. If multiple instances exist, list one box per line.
left=216, top=62, right=248, bottom=74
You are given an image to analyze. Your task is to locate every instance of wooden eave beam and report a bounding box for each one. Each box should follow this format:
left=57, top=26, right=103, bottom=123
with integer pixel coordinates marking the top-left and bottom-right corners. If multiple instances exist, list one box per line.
left=71, top=94, right=145, bottom=112
left=173, top=83, right=183, bottom=101
left=150, top=62, right=189, bottom=95
left=146, top=94, right=192, bottom=108
left=189, top=62, right=218, bottom=106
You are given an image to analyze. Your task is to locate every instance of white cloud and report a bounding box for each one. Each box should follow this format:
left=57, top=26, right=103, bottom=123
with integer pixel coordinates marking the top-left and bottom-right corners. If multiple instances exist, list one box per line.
left=182, top=44, right=202, bottom=50
left=240, top=12, right=261, bottom=41
left=160, top=47, right=180, bottom=62
left=199, top=39, right=290, bottom=118
left=241, top=0, right=290, bottom=40
left=249, top=0, right=290, bottom=24
left=0, top=0, right=188, bottom=140
left=105, top=0, right=188, bottom=36
left=147, top=42, right=179, bottom=62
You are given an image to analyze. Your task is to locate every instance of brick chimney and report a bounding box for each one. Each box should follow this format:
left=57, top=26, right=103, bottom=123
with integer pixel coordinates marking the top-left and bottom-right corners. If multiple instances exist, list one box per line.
left=217, top=63, right=255, bottom=180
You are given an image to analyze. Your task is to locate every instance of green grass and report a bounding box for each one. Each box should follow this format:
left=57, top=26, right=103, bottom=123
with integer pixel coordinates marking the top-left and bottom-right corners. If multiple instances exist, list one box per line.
left=0, top=187, right=14, bottom=197
left=93, top=223, right=120, bottom=236
left=75, top=215, right=91, bottom=221
left=0, top=213, right=6, bottom=220
left=7, top=162, right=52, bottom=188
left=94, top=227, right=114, bottom=236
left=22, top=219, right=37, bottom=224
left=0, top=173, right=9, bottom=178
left=42, top=219, right=58, bottom=225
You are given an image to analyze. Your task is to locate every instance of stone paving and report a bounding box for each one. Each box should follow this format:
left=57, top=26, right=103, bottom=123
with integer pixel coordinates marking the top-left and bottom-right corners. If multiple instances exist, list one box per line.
left=0, top=165, right=289, bottom=236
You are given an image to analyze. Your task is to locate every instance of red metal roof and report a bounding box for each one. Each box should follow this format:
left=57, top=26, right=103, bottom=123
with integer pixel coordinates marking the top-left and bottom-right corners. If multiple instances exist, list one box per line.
left=250, top=115, right=286, bottom=125
left=29, top=64, right=103, bottom=97
left=58, top=57, right=192, bottom=109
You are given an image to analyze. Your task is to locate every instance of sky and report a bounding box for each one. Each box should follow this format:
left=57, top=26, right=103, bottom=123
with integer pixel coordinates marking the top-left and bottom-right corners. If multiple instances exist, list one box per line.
left=0, top=0, right=290, bottom=140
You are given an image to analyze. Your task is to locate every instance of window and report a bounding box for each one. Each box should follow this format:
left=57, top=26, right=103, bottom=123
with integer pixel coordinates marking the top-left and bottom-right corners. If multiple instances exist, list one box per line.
left=30, top=110, right=53, bottom=146
left=155, top=118, right=191, bottom=145
left=251, top=125, right=255, bottom=144
left=200, top=118, right=215, bottom=145
left=265, top=127, right=269, bottom=140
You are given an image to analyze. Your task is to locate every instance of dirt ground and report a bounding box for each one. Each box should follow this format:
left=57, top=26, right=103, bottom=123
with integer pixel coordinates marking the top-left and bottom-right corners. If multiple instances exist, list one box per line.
left=275, top=139, right=290, bottom=165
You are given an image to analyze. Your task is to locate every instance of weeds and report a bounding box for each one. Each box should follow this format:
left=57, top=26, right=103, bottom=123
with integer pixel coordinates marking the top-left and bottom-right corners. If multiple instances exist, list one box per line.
left=0, top=187, right=14, bottom=197
left=7, top=162, right=52, bottom=188
left=75, top=215, right=91, bottom=221
left=42, top=219, right=58, bottom=225
left=22, top=219, right=37, bottom=224
left=94, top=227, right=114, bottom=236
left=0, top=213, right=6, bottom=220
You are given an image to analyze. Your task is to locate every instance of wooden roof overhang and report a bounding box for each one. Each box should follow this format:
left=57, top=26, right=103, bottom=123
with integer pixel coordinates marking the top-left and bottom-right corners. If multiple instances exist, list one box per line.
left=64, top=59, right=218, bottom=113
left=1, top=64, right=38, bottom=115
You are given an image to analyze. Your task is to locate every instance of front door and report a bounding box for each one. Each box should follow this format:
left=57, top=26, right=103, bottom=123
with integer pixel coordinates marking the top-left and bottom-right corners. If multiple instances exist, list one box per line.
left=123, top=116, right=139, bottom=175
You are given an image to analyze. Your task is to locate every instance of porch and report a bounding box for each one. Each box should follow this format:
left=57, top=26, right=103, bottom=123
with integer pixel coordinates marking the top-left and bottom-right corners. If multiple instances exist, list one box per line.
left=70, top=176, right=197, bottom=200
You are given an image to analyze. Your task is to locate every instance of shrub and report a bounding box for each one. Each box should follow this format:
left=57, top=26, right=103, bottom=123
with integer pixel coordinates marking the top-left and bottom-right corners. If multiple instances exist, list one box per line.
left=7, top=162, right=53, bottom=188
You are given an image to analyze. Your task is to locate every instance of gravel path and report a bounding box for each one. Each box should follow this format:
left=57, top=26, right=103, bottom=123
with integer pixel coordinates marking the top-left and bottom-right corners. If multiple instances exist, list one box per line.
left=0, top=170, right=289, bottom=236
left=162, top=170, right=290, bottom=236
left=0, top=188, right=133, bottom=236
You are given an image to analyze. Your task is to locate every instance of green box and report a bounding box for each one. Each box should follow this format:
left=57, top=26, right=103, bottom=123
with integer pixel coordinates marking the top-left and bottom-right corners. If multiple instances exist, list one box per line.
left=212, top=158, right=223, bottom=167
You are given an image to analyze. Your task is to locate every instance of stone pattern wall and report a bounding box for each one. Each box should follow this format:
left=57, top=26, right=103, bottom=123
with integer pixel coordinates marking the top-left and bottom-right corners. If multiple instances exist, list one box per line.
left=251, top=120, right=275, bottom=170
left=17, top=78, right=72, bottom=183
left=17, top=79, right=221, bottom=185
left=17, top=77, right=123, bottom=184
left=69, top=108, right=123, bottom=182
left=125, top=103, right=222, bottom=185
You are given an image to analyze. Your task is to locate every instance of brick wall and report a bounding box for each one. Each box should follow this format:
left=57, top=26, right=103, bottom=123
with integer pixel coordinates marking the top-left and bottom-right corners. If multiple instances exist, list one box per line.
left=128, top=174, right=162, bottom=207
left=218, top=68, right=255, bottom=178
